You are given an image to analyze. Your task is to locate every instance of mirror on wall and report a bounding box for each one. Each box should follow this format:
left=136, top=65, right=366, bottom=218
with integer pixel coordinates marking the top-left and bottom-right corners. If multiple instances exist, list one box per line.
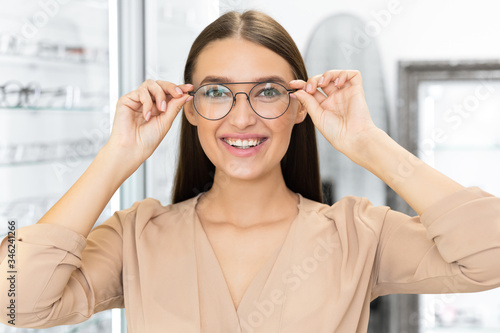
left=304, top=13, right=390, bottom=208
left=396, top=60, right=500, bottom=333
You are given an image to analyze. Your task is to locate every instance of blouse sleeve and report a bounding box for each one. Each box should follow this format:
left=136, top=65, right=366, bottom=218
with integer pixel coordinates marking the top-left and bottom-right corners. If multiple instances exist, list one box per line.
left=371, top=186, right=500, bottom=299
left=0, top=202, right=138, bottom=328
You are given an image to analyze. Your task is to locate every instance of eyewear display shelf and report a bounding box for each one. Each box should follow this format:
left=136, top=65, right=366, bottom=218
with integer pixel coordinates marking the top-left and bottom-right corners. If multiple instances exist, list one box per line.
left=0, top=2, right=113, bottom=332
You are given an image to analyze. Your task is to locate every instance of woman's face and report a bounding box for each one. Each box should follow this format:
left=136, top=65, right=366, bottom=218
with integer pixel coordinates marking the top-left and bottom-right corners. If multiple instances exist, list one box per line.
left=184, top=38, right=306, bottom=181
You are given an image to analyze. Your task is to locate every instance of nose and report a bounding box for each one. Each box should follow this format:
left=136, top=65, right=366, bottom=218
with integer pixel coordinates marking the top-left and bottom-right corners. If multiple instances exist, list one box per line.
left=227, top=92, right=257, bottom=128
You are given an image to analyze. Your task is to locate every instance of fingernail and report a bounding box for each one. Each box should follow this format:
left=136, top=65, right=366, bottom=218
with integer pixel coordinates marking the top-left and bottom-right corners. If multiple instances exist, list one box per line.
left=186, top=95, right=193, bottom=102
left=334, top=78, right=339, bottom=86
left=306, top=84, right=312, bottom=92
left=318, top=76, right=324, bottom=85
left=290, top=93, right=297, bottom=99
left=175, top=87, right=183, bottom=95
left=145, top=111, right=151, bottom=121
left=161, top=101, right=166, bottom=111
left=290, top=80, right=297, bottom=84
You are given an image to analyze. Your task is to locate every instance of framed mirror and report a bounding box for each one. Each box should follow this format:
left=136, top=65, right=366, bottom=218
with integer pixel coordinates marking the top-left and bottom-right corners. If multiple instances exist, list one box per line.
left=394, top=59, right=500, bottom=332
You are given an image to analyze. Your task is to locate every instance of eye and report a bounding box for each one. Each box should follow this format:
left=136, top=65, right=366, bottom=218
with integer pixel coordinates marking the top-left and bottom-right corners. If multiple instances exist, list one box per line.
left=202, top=85, right=231, bottom=99
left=258, top=87, right=281, bottom=98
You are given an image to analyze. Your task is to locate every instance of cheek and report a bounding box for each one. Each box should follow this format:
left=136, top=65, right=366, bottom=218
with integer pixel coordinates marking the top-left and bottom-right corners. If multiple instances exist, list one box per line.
left=271, top=108, right=298, bottom=135
left=195, top=122, right=219, bottom=157
left=268, top=117, right=296, bottom=158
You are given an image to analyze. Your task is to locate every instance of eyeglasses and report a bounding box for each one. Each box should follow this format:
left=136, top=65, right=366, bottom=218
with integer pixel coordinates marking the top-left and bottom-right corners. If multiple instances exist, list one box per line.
left=188, top=81, right=298, bottom=120
left=0, top=33, right=109, bottom=64
left=0, top=80, right=77, bottom=108
left=0, top=81, right=41, bottom=107
left=0, top=80, right=108, bottom=109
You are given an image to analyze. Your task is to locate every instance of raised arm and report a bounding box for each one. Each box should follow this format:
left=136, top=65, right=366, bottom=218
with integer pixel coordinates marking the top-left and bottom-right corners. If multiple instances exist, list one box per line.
left=290, top=70, right=463, bottom=214
left=291, top=70, right=500, bottom=295
left=36, top=80, right=193, bottom=238
left=0, top=80, right=192, bottom=328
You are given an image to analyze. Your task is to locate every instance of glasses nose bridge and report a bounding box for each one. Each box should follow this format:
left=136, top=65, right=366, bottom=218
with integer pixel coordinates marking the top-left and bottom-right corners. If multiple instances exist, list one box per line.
left=231, top=91, right=251, bottom=107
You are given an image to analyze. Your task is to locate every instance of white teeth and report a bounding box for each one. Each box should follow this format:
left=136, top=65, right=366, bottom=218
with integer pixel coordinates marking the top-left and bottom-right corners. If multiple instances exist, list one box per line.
left=223, top=138, right=265, bottom=149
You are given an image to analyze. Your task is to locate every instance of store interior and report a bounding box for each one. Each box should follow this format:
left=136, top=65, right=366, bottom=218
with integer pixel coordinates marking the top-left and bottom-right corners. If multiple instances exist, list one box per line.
left=1, top=0, right=499, bottom=332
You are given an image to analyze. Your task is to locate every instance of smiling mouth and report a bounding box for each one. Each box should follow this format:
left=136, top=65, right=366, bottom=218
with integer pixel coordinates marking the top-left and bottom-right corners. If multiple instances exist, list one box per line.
left=222, top=137, right=267, bottom=149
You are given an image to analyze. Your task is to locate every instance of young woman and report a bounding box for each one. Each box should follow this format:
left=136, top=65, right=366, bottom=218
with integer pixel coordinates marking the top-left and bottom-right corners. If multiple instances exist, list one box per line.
left=1, top=10, right=500, bottom=333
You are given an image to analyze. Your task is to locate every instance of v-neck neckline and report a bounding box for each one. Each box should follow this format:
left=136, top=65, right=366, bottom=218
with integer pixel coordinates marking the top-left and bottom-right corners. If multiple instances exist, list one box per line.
left=193, top=192, right=302, bottom=317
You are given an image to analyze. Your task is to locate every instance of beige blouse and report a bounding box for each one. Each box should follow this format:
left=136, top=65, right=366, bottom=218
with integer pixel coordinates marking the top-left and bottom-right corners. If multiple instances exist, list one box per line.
left=1, top=186, right=500, bottom=332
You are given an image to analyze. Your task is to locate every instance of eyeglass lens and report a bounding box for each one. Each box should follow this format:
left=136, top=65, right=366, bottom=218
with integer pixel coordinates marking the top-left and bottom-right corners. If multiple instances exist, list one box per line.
left=193, top=82, right=290, bottom=120
left=1, top=82, right=23, bottom=107
left=0, top=81, right=42, bottom=107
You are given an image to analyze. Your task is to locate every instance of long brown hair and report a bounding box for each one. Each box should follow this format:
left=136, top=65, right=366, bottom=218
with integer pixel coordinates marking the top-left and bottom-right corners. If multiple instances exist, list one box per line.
left=172, top=10, right=322, bottom=203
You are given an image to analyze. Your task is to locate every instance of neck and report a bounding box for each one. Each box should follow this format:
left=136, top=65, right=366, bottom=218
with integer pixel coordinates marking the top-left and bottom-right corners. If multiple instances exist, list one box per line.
left=197, top=165, right=298, bottom=229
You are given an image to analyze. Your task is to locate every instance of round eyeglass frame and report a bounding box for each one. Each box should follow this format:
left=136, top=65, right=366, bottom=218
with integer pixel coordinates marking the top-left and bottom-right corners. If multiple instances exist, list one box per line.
left=0, top=80, right=42, bottom=107
left=188, top=81, right=298, bottom=121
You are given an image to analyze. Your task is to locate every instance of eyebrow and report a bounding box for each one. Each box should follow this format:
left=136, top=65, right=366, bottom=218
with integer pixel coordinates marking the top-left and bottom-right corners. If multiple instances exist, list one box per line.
left=199, top=75, right=289, bottom=86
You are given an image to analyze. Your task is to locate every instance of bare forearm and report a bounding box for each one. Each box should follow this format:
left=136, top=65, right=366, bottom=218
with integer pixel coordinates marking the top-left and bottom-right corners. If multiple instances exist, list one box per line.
left=349, top=128, right=464, bottom=215
left=36, top=144, right=141, bottom=237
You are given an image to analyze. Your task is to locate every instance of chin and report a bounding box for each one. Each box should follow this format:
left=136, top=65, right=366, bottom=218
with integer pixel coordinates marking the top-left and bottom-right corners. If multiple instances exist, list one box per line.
left=221, top=163, right=263, bottom=181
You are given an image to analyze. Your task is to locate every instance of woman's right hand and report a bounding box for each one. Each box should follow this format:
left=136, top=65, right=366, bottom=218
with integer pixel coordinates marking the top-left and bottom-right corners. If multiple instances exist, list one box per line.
left=106, top=79, right=194, bottom=164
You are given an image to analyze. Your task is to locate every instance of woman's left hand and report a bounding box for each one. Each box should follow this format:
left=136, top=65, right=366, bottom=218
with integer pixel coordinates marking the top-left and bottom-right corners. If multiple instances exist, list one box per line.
left=290, top=70, right=378, bottom=157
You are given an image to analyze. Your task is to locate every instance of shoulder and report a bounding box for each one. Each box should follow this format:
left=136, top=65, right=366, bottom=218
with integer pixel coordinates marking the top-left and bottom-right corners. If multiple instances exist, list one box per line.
left=299, top=193, right=391, bottom=235
left=111, top=195, right=200, bottom=236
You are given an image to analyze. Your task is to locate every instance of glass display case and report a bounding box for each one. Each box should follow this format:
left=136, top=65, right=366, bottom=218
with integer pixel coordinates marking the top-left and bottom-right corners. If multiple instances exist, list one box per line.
left=0, top=1, right=113, bottom=332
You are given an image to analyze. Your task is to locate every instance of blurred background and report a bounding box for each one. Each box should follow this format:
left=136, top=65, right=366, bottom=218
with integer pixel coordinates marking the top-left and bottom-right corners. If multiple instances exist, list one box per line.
left=0, top=0, right=499, bottom=332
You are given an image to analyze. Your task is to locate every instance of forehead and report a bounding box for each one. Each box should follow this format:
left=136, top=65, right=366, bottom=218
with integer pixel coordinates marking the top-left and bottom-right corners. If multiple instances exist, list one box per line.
left=192, top=38, right=295, bottom=85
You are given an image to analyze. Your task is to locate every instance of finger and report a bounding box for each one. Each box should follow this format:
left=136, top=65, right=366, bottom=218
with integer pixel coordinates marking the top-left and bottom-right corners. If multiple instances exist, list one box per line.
left=289, top=79, right=307, bottom=90
left=321, top=70, right=362, bottom=95
left=320, top=70, right=350, bottom=85
left=337, top=71, right=349, bottom=88
left=178, top=83, right=194, bottom=92
left=290, top=89, right=325, bottom=128
left=155, top=80, right=187, bottom=98
left=138, top=86, right=158, bottom=120
left=145, top=79, right=168, bottom=112
left=121, top=89, right=142, bottom=111
left=319, top=71, right=342, bottom=96
left=334, top=70, right=361, bottom=86
left=319, top=71, right=338, bottom=88
left=154, top=81, right=193, bottom=118
left=290, top=79, right=327, bottom=103
left=305, top=74, right=323, bottom=94
left=341, top=70, right=360, bottom=86
left=157, top=94, right=191, bottom=134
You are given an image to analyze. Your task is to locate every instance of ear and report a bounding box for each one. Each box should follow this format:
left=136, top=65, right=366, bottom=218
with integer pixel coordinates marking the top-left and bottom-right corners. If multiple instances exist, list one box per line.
left=293, top=101, right=307, bottom=124
left=183, top=99, right=198, bottom=126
